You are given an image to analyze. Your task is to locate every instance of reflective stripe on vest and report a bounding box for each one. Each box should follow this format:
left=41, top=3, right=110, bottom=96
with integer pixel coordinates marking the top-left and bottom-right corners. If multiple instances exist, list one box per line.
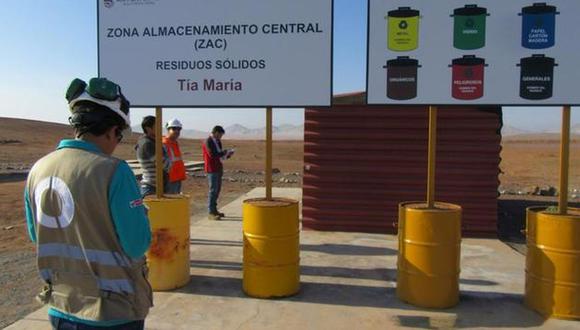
left=39, top=268, right=135, bottom=294
left=165, top=139, right=186, bottom=182
left=168, top=148, right=183, bottom=164
left=28, top=147, right=152, bottom=320
left=38, top=243, right=131, bottom=268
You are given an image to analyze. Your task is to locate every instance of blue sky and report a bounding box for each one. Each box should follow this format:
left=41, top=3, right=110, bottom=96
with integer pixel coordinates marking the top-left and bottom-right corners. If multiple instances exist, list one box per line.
left=0, top=0, right=577, bottom=131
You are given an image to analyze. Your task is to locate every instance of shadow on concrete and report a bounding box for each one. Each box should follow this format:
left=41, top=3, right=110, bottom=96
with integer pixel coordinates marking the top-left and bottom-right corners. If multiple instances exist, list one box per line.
left=177, top=274, right=397, bottom=308
left=289, top=280, right=397, bottom=308
left=453, top=291, right=546, bottom=328
left=395, top=315, right=456, bottom=329
left=189, top=259, right=396, bottom=281
left=216, top=216, right=242, bottom=222
left=176, top=274, right=545, bottom=327
left=459, top=279, right=498, bottom=286
left=190, top=239, right=397, bottom=256
left=189, top=260, right=498, bottom=286
left=190, top=238, right=242, bottom=247
left=190, top=260, right=240, bottom=271
left=302, top=265, right=396, bottom=281
left=176, top=274, right=246, bottom=298
left=301, top=243, right=397, bottom=256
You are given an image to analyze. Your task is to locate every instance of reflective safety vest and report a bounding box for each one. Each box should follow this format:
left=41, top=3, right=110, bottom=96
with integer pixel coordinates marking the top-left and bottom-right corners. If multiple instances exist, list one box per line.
left=202, top=136, right=223, bottom=173
left=26, top=148, right=152, bottom=322
left=163, top=137, right=187, bottom=182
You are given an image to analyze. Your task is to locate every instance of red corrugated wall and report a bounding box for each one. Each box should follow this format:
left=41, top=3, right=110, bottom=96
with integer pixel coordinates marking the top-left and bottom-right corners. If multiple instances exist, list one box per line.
left=303, top=93, right=502, bottom=237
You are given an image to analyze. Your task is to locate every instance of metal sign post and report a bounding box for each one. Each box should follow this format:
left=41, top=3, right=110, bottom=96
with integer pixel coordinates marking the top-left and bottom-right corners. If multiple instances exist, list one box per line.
left=266, top=107, right=273, bottom=200
left=427, top=106, right=438, bottom=208
left=155, top=106, right=164, bottom=199
left=559, top=106, right=571, bottom=215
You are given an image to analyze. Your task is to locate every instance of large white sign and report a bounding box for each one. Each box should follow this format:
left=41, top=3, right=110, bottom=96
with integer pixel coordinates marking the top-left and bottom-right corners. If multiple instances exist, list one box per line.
left=98, top=0, right=332, bottom=107
left=367, top=0, right=580, bottom=106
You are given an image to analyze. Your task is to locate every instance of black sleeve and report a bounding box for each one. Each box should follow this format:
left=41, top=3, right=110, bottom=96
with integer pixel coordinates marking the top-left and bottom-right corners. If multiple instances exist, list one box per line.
left=144, top=140, right=155, bottom=159
left=206, top=137, right=226, bottom=158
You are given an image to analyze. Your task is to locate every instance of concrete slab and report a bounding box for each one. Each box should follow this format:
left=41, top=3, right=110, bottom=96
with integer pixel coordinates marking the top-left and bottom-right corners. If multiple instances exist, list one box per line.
left=6, top=188, right=578, bottom=329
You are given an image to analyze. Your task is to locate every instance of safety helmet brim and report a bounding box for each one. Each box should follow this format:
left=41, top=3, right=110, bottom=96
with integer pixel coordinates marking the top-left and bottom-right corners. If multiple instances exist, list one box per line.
left=69, top=91, right=131, bottom=127
left=166, top=119, right=183, bottom=129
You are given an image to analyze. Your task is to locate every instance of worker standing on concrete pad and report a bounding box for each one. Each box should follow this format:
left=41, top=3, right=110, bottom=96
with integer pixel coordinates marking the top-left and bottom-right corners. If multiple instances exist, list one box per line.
left=135, top=116, right=171, bottom=197
left=23, top=78, right=152, bottom=329
left=163, top=118, right=187, bottom=194
left=203, top=125, right=234, bottom=220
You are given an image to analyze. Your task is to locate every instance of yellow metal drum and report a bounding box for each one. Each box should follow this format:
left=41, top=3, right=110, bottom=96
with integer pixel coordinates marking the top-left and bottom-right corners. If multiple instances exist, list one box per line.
left=144, top=195, right=191, bottom=291
left=243, top=198, right=300, bottom=298
left=525, top=207, right=580, bottom=320
left=397, top=202, right=462, bottom=308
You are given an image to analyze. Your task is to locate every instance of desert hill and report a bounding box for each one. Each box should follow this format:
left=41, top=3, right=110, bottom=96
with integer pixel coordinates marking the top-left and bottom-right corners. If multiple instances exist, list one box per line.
left=131, top=123, right=304, bottom=140
left=0, top=117, right=303, bottom=173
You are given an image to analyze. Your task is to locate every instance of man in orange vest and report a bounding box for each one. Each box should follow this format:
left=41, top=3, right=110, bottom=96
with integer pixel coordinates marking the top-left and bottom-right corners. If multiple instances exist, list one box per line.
left=163, top=118, right=187, bottom=194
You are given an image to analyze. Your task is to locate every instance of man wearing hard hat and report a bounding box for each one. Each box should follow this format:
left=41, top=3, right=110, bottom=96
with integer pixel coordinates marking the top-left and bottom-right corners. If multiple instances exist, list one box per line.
left=24, top=78, right=152, bottom=328
left=163, top=118, right=187, bottom=194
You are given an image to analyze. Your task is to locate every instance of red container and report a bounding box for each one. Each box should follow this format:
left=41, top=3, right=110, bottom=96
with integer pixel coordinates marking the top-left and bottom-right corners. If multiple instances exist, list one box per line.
left=450, top=55, right=487, bottom=100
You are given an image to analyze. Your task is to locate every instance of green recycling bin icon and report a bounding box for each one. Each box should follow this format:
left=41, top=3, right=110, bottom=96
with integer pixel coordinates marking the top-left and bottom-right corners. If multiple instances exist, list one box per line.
left=451, top=5, right=490, bottom=50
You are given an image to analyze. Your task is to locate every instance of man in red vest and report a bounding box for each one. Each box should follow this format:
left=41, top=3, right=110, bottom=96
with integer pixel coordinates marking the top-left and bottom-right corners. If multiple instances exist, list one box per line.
left=202, top=126, right=234, bottom=220
left=163, top=118, right=187, bottom=194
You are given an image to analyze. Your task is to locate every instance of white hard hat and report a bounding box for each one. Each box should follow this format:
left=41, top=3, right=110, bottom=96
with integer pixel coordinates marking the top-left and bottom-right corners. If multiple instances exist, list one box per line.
left=69, top=91, right=131, bottom=127
left=66, top=78, right=131, bottom=127
left=166, top=118, right=183, bottom=129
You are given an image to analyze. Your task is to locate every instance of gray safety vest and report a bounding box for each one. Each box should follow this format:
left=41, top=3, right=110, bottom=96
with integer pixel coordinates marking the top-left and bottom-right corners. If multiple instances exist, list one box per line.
left=26, top=147, right=152, bottom=321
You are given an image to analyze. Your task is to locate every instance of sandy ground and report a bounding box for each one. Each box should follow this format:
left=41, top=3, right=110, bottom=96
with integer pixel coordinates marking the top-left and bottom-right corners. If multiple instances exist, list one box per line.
left=499, top=134, right=580, bottom=191
left=0, top=118, right=303, bottom=328
left=8, top=188, right=578, bottom=330
left=0, top=117, right=578, bottom=328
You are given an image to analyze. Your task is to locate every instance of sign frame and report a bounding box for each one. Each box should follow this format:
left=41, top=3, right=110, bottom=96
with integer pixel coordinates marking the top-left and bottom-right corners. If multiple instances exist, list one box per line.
left=97, top=0, right=334, bottom=108
left=366, top=0, right=580, bottom=106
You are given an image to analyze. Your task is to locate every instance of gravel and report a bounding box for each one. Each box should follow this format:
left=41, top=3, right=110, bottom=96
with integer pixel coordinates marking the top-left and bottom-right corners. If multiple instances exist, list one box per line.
left=0, top=250, right=43, bottom=328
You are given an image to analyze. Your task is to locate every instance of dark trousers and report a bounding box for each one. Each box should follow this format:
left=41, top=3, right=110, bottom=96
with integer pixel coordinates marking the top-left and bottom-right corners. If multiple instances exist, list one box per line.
left=207, top=172, right=223, bottom=214
left=50, top=315, right=144, bottom=330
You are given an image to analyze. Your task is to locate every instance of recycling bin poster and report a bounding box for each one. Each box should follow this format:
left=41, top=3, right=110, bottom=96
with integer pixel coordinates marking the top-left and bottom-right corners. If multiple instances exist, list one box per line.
left=367, top=0, right=580, bottom=105
left=98, top=0, right=332, bottom=107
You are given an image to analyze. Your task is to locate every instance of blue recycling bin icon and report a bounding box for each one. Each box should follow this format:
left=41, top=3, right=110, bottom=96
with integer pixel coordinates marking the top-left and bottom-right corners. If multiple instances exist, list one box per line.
left=520, top=3, right=559, bottom=49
